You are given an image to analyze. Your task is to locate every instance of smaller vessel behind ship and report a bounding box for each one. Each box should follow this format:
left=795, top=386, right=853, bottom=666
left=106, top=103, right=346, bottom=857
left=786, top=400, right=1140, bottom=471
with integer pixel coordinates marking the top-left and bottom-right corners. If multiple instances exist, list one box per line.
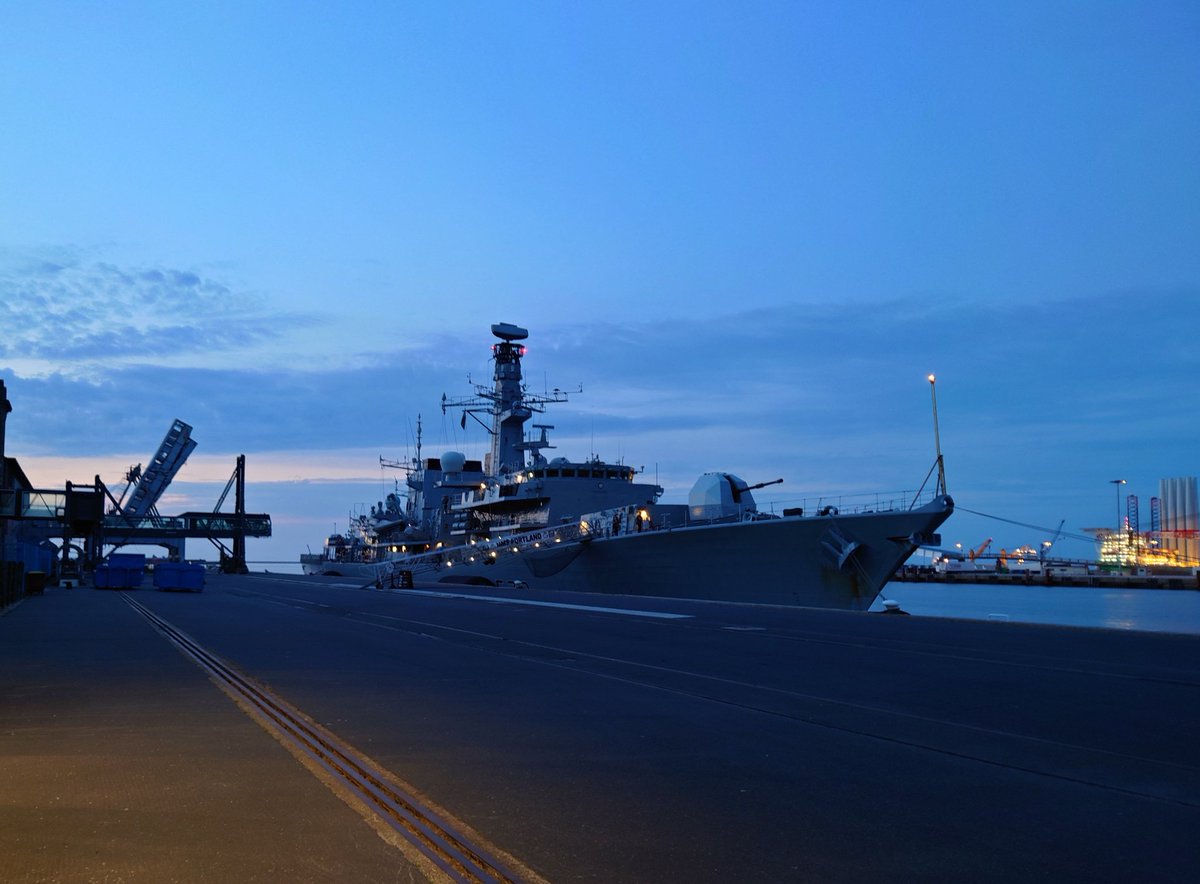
left=302, top=322, right=954, bottom=610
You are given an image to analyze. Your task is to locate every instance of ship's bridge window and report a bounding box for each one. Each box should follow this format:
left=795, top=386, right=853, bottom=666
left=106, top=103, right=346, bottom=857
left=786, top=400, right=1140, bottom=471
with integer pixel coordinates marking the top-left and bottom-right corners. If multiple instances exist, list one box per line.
left=547, top=469, right=560, bottom=477
left=590, top=469, right=603, bottom=478
left=562, top=468, right=576, bottom=477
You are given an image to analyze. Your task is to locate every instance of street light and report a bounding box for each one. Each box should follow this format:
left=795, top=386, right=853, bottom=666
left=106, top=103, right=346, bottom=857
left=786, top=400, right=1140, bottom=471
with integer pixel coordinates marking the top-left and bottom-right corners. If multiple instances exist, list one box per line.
left=928, top=374, right=946, bottom=495
left=1110, top=479, right=1127, bottom=566
left=1109, top=479, right=1127, bottom=529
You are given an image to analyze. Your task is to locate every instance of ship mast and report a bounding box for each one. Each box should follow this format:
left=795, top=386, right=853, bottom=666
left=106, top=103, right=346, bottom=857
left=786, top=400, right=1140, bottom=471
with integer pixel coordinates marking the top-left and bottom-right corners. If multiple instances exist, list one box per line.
left=441, top=323, right=571, bottom=477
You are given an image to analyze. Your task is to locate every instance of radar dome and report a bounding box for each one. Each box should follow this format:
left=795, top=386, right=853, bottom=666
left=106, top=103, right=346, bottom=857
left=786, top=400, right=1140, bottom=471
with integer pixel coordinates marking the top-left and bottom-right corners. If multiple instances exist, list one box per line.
left=440, top=451, right=467, bottom=472
left=549, top=457, right=570, bottom=466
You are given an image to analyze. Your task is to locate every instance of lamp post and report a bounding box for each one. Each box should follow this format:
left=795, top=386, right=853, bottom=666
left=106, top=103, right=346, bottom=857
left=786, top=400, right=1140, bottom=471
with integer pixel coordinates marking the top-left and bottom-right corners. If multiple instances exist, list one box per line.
left=928, top=374, right=946, bottom=495
left=1110, top=479, right=1127, bottom=566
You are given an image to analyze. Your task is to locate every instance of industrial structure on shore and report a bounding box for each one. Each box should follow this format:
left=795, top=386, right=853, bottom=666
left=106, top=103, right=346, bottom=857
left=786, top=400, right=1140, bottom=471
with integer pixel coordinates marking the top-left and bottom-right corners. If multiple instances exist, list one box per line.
left=1, top=378, right=270, bottom=599
left=901, top=475, right=1198, bottom=587
left=1087, top=476, right=1198, bottom=570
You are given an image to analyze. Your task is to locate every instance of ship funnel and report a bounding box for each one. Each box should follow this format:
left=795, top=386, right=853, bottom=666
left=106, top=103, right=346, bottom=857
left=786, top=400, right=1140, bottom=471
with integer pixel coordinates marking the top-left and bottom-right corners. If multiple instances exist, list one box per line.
left=491, top=323, right=529, bottom=342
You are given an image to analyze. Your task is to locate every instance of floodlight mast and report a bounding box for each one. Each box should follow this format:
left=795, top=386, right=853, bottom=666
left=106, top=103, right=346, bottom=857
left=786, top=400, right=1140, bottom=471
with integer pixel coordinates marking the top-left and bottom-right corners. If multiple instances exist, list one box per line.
left=928, top=374, right=947, bottom=496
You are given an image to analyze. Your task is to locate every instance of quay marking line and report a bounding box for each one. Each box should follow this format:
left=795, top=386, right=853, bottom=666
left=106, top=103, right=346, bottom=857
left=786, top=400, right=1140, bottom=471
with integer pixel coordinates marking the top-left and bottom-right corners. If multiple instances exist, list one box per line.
left=218, top=579, right=1199, bottom=808
left=399, top=589, right=693, bottom=619
left=241, top=574, right=691, bottom=619
left=119, top=593, right=543, bottom=884
left=242, top=577, right=1198, bottom=686
left=232, top=586, right=691, bottom=623
left=338, top=607, right=1200, bottom=808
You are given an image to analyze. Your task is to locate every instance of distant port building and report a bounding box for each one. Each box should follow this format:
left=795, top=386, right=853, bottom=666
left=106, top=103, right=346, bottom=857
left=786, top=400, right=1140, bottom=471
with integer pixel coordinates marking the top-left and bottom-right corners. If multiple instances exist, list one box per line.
left=1089, top=476, right=1198, bottom=570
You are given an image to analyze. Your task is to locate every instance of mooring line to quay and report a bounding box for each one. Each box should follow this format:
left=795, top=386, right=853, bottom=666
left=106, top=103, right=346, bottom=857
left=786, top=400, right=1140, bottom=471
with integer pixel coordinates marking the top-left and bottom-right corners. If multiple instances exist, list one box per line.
left=120, top=592, right=536, bottom=884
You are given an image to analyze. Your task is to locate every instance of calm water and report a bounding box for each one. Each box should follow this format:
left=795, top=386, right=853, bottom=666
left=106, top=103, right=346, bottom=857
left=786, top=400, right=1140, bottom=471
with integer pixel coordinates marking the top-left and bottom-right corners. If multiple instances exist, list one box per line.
left=872, top=581, right=1200, bottom=636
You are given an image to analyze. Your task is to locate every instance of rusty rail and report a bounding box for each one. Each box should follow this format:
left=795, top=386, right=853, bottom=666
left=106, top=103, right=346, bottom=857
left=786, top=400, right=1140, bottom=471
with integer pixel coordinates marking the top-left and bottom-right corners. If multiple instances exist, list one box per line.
left=121, top=593, right=531, bottom=884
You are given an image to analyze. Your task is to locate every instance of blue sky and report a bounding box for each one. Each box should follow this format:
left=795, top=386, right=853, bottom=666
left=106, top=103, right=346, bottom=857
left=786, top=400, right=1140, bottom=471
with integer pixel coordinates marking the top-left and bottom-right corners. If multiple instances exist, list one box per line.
left=2, top=1, right=1197, bottom=566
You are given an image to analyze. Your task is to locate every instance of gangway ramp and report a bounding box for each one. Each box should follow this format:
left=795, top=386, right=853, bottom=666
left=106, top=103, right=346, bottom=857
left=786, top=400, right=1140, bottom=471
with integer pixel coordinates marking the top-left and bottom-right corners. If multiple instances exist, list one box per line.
left=122, top=419, right=197, bottom=521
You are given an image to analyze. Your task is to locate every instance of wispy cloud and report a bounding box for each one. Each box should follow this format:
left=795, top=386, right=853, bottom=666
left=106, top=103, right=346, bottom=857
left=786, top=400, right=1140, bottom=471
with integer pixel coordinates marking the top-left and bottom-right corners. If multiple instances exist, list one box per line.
left=0, top=249, right=311, bottom=372
left=6, top=288, right=1195, bottom=462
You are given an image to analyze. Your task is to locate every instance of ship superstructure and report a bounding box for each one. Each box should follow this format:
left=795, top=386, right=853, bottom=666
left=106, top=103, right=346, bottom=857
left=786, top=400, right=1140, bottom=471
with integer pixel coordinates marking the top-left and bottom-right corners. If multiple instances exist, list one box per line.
left=431, top=322, right=663, bottom=541
left=302, top=322, right=954, bottom=611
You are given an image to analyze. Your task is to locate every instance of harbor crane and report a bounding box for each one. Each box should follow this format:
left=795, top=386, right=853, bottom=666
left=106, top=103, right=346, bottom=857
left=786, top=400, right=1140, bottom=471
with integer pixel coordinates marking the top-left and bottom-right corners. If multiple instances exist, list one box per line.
left=1041, top=520, right=1066, bottom=561
left=967, top=537, right=993, bottom=561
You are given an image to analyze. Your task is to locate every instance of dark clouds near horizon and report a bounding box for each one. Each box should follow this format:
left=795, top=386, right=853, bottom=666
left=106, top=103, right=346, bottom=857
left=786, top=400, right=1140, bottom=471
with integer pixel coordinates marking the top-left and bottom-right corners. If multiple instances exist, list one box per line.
left=4, top=253, right=1197, bottom=557
left=3, top=253, right=1195, bottom=477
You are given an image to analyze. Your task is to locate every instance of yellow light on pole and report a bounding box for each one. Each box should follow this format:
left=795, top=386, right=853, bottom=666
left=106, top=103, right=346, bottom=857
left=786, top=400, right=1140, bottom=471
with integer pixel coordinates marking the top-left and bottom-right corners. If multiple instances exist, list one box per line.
left=928, top=373, right=946, bottom=495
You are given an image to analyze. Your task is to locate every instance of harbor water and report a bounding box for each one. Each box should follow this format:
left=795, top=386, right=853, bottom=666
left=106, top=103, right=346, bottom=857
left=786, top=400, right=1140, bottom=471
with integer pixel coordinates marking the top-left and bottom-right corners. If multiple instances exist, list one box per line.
left=872, top=581, right=1200, bottom=636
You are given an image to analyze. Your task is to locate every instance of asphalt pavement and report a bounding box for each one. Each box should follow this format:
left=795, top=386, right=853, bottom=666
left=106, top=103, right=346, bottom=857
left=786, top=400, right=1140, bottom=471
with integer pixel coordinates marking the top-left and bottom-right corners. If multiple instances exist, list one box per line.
left=0, top=583, right=426, bottom=884
left=3, top=572, right=1199, bottom=883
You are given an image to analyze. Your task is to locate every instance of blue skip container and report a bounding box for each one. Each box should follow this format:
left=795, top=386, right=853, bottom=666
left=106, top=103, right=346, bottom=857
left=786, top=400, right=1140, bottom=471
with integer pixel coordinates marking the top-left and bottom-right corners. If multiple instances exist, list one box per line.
left=95, top=553, right=146, bottom=589
left=153, top=562, right=205, bottom=592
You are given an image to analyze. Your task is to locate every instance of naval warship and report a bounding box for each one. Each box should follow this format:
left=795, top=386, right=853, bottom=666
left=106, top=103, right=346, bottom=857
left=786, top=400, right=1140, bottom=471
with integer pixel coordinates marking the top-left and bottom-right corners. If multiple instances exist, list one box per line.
left=301, top=322, right=953, bottom=610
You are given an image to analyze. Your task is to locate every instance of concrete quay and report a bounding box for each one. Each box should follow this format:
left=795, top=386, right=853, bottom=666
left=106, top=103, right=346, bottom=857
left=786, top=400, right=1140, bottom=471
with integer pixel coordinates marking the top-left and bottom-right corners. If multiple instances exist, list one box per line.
left=0, top=585, right=425, bottom=884
left=3, top=573, right=1200, bottom=882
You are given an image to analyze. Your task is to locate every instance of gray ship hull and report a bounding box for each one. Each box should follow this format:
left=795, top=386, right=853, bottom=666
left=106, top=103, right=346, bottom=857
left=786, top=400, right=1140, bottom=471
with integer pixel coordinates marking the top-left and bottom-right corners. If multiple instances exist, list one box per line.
left=311, top=496, right=952, bottom=611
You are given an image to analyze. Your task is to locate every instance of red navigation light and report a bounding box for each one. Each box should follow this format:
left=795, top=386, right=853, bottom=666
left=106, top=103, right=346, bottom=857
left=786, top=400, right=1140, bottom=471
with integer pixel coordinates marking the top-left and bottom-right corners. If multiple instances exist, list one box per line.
left=519, top=346, right=527, bottom=356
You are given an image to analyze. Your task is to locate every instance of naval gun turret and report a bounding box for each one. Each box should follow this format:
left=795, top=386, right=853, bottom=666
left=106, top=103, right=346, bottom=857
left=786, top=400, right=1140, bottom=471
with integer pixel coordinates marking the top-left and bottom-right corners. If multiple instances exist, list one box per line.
left=688, top=474, right=783, bottom=522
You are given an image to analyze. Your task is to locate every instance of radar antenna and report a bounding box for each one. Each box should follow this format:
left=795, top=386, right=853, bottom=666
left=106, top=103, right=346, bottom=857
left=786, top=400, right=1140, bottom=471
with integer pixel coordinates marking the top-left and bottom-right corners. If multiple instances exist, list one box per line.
left=441, top=323, right=576, bottom=475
